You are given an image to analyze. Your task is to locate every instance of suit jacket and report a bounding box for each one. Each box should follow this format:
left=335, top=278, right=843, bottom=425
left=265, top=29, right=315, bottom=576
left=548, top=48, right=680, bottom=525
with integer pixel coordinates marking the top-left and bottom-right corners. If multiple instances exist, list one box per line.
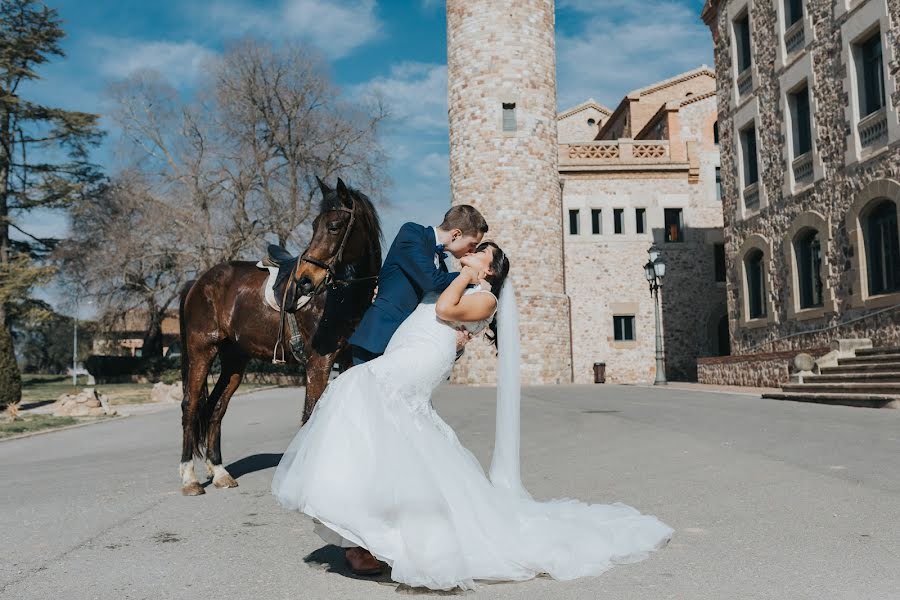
left=349, top=222, right=459, bottom=355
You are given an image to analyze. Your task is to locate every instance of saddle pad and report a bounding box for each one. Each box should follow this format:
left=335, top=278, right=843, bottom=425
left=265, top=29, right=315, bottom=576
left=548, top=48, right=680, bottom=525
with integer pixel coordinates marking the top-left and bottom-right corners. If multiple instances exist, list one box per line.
left=256, top=261, right=312, bottom=312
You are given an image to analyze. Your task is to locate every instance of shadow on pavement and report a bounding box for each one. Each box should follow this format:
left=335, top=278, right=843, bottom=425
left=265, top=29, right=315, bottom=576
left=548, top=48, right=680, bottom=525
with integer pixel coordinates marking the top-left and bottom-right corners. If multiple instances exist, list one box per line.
left=225, top=453, right=283, bottom=479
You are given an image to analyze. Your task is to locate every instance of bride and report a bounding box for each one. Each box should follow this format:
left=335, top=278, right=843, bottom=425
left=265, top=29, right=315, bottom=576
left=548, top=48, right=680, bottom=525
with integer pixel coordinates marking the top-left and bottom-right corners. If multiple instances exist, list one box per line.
left=272, top=241, right=673, bottom=590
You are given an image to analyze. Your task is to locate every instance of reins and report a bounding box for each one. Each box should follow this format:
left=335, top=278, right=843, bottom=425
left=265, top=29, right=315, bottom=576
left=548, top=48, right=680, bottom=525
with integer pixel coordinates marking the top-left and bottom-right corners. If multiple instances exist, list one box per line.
left=271, top=196, right=379, bottom=364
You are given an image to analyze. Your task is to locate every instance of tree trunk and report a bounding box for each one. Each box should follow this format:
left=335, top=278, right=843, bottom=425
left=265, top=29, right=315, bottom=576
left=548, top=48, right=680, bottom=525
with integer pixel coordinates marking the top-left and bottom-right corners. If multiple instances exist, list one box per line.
left=142, top=304, right=164, bottom=361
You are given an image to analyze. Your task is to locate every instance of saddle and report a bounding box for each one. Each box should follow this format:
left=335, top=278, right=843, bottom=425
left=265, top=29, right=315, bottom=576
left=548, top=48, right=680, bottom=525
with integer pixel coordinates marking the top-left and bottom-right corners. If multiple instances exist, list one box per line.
left=261, top=244, right=307, bottom=364
left=263, top=244, right=302, bottom=312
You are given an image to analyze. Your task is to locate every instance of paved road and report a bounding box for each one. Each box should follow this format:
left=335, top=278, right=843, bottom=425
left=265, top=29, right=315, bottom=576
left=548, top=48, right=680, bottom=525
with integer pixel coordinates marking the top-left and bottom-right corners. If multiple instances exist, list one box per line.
left=1, top=385, right=899, bottom=599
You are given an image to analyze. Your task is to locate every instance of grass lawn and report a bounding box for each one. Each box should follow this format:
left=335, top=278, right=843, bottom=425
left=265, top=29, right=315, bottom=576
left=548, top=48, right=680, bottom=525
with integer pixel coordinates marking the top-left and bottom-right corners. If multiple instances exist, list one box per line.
left=20, top=374, right=274, bottom=408
left=0, top=414, right=88, bottom=439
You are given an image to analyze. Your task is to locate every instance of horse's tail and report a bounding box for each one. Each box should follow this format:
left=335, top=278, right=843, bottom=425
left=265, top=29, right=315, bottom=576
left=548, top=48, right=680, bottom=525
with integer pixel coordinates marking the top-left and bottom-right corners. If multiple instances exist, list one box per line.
left=179, top=280, right=208, bottom=458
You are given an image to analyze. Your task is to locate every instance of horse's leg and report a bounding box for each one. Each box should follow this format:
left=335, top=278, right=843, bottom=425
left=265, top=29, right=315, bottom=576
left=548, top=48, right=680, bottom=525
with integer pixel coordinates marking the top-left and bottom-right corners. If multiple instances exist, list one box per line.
left=180, top=344, right=218, bottom=496
left=302, top=353, right=337, bottom=424
left=204, top=352, right=248, bottom=489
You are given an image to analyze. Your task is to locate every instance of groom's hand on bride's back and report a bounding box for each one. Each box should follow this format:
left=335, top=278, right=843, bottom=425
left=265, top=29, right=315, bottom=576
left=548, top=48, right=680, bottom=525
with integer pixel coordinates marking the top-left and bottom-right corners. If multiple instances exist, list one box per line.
left=455, top=330, right=473, bottom=360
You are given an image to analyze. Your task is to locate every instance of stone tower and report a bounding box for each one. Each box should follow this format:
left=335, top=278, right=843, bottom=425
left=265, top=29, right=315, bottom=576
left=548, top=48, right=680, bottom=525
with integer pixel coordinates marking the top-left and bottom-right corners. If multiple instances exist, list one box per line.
left=446, top=0, right=572, bottom=385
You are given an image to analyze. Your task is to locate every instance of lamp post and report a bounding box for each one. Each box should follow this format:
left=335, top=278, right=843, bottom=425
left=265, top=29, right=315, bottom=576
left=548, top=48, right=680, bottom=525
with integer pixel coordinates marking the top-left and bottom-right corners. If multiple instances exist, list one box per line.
left=644, top=244, right=668, bottom=385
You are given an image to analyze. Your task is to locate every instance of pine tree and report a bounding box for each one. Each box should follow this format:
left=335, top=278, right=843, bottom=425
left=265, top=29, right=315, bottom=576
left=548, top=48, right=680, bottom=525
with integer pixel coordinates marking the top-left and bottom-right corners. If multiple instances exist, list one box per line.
left=0, top=0, right=104, bottom=406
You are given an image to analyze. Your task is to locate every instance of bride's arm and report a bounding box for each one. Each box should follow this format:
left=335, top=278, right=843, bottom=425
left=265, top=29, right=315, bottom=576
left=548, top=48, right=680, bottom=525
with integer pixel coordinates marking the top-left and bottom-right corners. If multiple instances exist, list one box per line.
left=435, top=267, right=497, bottom=322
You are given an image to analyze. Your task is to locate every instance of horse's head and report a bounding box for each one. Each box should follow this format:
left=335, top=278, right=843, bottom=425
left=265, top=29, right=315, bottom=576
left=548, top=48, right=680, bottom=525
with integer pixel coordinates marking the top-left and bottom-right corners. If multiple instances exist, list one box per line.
left=294, top=177, right=357, bottom=295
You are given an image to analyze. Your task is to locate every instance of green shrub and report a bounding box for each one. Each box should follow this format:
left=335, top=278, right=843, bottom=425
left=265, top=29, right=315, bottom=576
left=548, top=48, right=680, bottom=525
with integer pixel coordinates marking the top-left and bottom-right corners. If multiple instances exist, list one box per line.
left=0, top=323, right=22, bottom=409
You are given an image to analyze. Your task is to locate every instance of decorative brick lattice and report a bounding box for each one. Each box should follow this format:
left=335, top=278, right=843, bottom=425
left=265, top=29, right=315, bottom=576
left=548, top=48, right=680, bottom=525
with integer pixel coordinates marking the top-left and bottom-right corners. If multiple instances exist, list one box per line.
left=633, top=143, right=667, bottom=159
left=859, top=110, right=888, bottom=148
left=568, top=143, right=620, bottom=159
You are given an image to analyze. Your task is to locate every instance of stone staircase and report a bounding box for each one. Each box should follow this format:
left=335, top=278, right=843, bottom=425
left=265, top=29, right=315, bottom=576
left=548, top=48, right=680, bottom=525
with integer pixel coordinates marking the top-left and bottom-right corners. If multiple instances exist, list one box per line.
left=763, top=346, right=900, bottom=408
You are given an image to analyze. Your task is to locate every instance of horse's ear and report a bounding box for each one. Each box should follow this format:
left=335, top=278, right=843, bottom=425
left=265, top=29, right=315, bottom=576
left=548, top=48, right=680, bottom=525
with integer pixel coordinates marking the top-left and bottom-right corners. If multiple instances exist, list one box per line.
left=316, top=176, right=332, bottom=199
left=336, top=177, right=353, bottom=209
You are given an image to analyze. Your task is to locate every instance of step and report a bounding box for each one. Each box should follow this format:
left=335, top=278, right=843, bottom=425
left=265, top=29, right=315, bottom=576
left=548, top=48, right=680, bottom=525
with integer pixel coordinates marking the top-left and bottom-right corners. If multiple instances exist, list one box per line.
left=782, top=382, right=900, bottom=394
left=838, top=354, right=900, bottom=365
left=762, top=392, right=900, bottom=409
left=803, top=372, right=900, bottom=384
left=820, top=362, right=900, bottom=374
left=855, top=346, right=900, bottom=357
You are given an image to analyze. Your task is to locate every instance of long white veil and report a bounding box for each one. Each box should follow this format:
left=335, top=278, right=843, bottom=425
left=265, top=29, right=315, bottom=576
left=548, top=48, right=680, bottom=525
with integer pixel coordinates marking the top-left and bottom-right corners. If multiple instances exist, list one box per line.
left=488, top=280, right=532, bottom=499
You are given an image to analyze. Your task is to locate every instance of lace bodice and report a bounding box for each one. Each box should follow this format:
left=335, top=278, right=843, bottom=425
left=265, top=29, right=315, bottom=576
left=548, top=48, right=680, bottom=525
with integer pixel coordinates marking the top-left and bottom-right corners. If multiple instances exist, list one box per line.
left=440, top=285, right=498, bottom=334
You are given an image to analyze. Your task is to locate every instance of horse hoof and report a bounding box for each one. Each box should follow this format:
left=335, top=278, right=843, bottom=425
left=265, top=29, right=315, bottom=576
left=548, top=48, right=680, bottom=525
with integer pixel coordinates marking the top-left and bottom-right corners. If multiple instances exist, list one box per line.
left=182, top=482, right=206, bottom=496
left=213, top=474, right=239, bottom=489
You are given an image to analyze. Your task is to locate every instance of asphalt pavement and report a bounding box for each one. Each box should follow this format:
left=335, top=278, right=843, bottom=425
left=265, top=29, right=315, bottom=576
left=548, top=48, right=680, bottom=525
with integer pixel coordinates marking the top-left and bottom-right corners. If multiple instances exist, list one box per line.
left=1, top=384, right=898, bottom=599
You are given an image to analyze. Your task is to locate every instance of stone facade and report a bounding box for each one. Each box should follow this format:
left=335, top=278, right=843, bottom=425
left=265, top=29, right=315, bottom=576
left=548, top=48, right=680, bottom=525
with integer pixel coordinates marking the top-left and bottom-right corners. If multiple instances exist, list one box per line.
left=560, top=68, right=727, bottom=383
left=701, top=0, right=900, bottom=373
left=697, top=347, right=829, bottom=387
left=558, top=100, right=612, bottom=143
left=447, top=0, right=573, bottom=385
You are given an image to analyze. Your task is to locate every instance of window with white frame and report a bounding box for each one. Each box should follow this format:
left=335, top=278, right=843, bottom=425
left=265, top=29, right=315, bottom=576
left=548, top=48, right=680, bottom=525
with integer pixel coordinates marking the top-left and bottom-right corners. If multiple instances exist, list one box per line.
left=613, top=208, right=624, bottom=234
left=864, top=200, right=900, bottom=296
left=794, top=229, right=823, bottom=309
left=789, top=84, right=812, bottom=157
left=733, top=11, right=753, bottom=98
left=744, top=248, right=767, bottom=319
left=591, top=209, right=602, bottom=235
left=857, top=30, right=885, bottom=118
left=635, top=208, right=646, bottom=234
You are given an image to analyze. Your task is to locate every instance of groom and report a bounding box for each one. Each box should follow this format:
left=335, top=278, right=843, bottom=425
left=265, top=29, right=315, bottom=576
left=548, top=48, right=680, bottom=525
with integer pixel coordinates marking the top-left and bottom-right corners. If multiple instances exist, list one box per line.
left=344, top=204, right=488, bottom=575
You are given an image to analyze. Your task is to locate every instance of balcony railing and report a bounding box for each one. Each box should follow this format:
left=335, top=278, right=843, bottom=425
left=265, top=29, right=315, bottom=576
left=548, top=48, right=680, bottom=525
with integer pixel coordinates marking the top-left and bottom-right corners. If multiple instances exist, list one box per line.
left=784, top=19, right=805, bottom=55
left=743, top=181, right=760, bottom=211
left=858, top=108, right=888, bottom=149
left=560, top=140, right=671, bottom=167
left=737, top=67, right=753, bottom=98
left=792, top=151, right=813, bottom=184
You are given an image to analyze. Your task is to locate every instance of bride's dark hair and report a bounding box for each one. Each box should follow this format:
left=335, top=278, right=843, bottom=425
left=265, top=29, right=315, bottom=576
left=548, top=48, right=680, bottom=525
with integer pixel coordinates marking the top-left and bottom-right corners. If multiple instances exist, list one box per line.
left=477, top=241, right=510, bottom=349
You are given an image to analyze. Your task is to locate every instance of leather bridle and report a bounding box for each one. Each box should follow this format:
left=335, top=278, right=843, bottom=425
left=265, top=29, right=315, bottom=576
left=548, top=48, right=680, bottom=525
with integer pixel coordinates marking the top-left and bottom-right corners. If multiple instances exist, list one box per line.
left=295, top=201, right=357, bottom=296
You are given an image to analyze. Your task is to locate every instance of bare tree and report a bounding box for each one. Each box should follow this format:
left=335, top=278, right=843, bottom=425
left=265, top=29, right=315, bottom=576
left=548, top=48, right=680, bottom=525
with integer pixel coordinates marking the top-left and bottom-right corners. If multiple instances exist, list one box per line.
left=60, top=173, right=188, bottom=360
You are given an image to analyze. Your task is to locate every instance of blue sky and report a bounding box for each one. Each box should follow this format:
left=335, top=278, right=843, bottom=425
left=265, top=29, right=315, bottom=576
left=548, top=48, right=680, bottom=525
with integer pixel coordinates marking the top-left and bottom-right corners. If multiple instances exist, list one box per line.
left=22, top=0, right=712, bottom=314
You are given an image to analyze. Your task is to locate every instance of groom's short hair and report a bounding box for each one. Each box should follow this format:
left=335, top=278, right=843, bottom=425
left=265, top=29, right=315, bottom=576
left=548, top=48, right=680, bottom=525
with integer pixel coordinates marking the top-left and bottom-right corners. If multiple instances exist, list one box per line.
left=439, top=205, right=489, bottom=237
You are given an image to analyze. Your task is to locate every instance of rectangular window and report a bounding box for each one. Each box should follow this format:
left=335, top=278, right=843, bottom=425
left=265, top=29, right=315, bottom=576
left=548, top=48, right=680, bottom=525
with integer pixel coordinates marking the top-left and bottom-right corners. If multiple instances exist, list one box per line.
left=791, top=85, right=812, bottom=156
left=714, top=243, right=727, bottom=282
left=859, top=32, right=885, bottom=117
left=735, top=14, right=752, bottom=72
left=635, top=208, right=646, bottom=234
left=741, top=125, right=759, bottom=186
left=591, top=209, right=602, bottom=235
left=613, top=208, right=624, bottom=234
left=747, top=254, right=767, bottom=319
left=786, top=0, right=803, bottom=26
left=568, top=209, right=580, bottom=235
left=664, top=208, right=683, bottom=243
left=613, top=315, right=636, bottom=341
left=715, top=167, right=722, bottom=201
left=502, top=102, right=517, bottom=132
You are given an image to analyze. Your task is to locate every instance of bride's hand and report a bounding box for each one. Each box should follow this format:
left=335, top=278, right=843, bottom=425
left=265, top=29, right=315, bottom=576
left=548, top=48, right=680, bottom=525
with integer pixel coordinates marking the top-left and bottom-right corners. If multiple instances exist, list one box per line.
left=460, top=265, right=480, bottom=283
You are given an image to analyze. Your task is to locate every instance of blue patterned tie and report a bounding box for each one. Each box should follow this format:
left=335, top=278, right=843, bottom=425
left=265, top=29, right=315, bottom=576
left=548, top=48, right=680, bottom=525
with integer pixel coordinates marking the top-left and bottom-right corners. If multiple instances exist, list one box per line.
left=435, top=243, right=448, bottom=261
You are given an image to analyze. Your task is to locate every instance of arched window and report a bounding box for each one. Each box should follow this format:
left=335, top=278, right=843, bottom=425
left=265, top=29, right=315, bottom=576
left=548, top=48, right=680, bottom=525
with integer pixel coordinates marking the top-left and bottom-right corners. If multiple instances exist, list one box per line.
left=864, top=200, right=900, bottom=296
left=745, top=249, right=767, bottom=319
left=794, top=229, right=823, bottom=308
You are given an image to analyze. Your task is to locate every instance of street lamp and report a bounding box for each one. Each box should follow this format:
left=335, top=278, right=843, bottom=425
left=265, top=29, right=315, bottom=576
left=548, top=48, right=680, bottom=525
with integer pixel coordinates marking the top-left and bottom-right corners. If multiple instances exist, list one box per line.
left=644, top=245, right=668, bottom=385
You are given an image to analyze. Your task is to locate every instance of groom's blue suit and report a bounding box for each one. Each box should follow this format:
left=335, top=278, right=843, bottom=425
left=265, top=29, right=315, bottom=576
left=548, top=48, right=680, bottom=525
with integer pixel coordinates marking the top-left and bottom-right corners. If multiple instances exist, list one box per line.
left=349, top=223, right=458, bottom=364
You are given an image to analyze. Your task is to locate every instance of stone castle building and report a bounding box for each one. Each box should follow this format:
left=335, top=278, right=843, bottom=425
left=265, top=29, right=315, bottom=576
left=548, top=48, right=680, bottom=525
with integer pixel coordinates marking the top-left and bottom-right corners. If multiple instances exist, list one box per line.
left=445, top=0, right=725, bottom=384
left=559, top=68, right=726, bottom=383
left=447, top=0, right=573, bottom=385
left=699, top=0, right=900, bottom=386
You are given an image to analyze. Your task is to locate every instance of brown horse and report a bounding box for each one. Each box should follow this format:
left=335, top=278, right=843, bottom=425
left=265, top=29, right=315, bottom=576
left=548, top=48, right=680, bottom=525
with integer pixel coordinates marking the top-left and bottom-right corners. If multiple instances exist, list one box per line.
left=178, top=178, right=382, bottom=496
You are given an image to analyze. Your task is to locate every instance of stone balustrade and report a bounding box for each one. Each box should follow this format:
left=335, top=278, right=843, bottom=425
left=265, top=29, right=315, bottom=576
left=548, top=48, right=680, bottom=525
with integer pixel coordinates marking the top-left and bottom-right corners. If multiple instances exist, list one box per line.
left=560, top=140, right=672, bottom=168
left=858, top=108, right=888, bottom=149
left=784, top=19, right=805, bottom=55
left=792, top=151, right=813, bottom=184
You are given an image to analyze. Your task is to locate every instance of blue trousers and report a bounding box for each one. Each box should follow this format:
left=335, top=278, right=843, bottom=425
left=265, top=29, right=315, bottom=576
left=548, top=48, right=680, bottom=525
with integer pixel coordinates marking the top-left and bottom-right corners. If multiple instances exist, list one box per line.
left=351, top=345, right=382, bottom=367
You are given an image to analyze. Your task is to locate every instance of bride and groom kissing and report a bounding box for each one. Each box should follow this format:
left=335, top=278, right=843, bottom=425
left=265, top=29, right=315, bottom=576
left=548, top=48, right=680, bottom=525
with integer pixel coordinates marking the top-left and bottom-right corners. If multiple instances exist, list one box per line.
left=271, top=205, right=673, bottom=591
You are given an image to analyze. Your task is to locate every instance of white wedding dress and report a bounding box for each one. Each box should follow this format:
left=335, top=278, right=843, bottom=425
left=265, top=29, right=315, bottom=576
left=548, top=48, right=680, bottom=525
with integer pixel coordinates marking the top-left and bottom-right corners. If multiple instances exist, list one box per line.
left=272, top=285, right=673, bottom=590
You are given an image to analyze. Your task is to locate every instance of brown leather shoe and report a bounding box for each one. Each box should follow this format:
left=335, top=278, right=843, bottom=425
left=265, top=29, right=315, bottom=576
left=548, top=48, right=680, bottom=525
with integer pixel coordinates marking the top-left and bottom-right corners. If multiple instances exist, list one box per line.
left=345, top=546, right=383, bottom=576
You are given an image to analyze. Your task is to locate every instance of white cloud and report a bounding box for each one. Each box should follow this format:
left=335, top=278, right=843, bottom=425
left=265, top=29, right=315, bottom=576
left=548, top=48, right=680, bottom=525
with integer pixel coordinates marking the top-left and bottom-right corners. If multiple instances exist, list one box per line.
left=415, top=152, right=450, bottom=179
left=207, top=0, right=382, bottom=59
left=90, top=37, right=217, bottom=83
left=352, top=62, right=448, bottom=132
left=420, top=0, right=443, bottom=10
left=556, top=1, right=713, bottom=109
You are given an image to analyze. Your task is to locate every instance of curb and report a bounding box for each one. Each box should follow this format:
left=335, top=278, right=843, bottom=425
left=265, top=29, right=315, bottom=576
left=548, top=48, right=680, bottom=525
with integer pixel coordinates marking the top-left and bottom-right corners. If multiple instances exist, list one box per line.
left=1, top=384, right=287, bottom=444
left=0, top=414, right=130, bottom=443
